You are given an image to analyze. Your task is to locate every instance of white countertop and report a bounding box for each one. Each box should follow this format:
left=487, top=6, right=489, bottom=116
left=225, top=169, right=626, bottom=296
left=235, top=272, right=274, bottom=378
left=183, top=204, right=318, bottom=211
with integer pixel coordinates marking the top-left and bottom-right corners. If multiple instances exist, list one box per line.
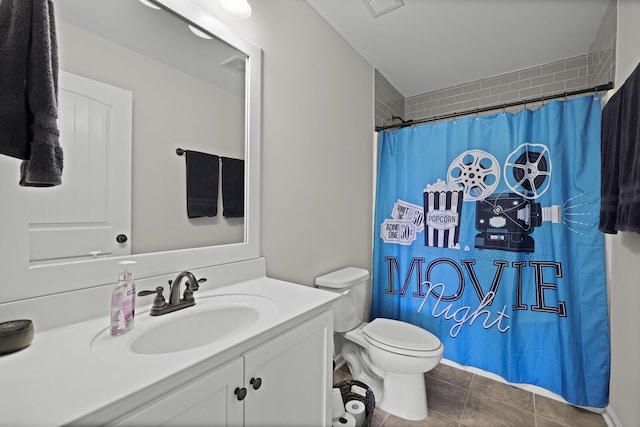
left=0, top=277, right=338, bottom=427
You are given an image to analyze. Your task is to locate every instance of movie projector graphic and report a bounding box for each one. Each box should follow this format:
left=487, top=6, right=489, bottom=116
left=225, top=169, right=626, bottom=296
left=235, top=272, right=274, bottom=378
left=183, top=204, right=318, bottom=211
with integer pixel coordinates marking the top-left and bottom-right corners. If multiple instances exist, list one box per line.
left=441, top=143, right=570, bottom=253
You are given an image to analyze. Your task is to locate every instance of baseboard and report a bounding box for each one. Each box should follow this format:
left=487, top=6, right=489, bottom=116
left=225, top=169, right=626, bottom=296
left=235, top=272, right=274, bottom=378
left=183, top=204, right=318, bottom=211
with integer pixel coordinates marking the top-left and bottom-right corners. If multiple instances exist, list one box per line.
left=603, top=406, right=623, bottom=427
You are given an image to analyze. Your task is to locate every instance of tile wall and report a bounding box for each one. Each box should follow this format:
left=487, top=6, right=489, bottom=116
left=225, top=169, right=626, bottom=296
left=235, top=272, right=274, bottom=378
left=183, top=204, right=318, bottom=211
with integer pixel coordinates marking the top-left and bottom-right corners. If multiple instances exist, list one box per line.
left=375, top=69, right=405, bottom=128
left=403, top=54, right=592, bottom=121
left=588, top=0, right=617, bottom=87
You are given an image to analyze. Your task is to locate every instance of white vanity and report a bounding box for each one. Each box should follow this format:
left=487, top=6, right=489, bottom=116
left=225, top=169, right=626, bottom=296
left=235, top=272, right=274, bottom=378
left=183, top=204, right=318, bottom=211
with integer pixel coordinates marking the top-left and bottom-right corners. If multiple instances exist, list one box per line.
left=0, top=258, right=338, bottom=426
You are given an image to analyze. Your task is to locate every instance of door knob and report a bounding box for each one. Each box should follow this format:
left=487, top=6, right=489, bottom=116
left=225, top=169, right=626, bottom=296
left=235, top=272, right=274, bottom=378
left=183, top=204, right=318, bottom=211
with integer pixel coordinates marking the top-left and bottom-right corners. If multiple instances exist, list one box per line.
left=250, top=377, right=262, bottom=390
left=234, top=387, right=247, bottom=401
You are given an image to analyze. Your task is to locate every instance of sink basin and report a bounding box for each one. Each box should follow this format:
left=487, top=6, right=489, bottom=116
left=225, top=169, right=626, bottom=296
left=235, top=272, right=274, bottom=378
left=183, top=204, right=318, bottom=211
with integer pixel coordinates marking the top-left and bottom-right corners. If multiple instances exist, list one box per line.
left=91, top=294, right=278, bottom=355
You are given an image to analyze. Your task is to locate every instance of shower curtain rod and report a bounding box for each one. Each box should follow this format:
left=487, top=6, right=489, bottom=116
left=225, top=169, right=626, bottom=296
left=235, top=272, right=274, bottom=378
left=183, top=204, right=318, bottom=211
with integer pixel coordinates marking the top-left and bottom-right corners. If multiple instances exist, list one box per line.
left=375, top=81, right=614, bottom=132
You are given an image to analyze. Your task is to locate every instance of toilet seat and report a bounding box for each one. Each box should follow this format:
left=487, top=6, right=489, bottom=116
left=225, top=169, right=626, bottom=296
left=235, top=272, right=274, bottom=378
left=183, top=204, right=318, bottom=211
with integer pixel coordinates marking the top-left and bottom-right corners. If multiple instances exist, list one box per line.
left=363, top=318, right=442, bottom=357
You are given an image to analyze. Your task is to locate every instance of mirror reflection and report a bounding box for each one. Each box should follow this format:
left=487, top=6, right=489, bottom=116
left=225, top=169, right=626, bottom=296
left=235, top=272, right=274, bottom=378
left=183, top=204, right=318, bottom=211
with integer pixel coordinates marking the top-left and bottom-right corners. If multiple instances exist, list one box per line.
left=35, top=0, right=246, bottom=263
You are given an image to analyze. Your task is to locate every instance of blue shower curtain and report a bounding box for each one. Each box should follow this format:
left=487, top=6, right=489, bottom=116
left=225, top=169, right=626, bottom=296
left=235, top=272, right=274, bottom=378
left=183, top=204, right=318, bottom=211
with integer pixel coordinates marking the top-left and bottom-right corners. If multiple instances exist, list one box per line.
left=372, top=95, right=610, bottom=408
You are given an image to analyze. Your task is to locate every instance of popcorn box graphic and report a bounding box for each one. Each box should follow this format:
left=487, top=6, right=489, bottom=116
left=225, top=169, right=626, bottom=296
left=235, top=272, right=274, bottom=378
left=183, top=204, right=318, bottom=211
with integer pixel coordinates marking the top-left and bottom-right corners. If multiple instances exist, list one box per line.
left=423, top=180, right=464, bottom=248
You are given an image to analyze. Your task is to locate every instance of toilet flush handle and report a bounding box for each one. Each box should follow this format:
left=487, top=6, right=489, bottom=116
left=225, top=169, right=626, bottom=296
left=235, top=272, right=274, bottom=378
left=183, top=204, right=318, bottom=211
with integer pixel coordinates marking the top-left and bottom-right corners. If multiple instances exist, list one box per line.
left=342, top=289, right=352, bottom=296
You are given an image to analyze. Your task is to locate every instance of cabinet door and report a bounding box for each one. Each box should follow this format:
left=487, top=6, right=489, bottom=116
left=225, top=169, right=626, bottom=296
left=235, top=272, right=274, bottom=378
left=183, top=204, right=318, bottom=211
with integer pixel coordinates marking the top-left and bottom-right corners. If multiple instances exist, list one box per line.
left=243, top=311, right=333, bottom=427
left=111, top=358, right=244, bottom=427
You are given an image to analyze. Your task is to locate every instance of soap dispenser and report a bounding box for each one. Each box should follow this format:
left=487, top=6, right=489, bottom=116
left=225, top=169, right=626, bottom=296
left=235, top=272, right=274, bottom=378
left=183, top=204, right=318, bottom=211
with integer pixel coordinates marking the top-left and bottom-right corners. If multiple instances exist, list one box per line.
left=110, top=260, right=137, bottom=336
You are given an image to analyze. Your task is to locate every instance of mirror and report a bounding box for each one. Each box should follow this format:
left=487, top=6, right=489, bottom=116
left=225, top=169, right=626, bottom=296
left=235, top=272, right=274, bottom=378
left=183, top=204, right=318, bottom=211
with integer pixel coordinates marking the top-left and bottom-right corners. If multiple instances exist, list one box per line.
left=55, top=0, right=245, bottom=256
left=0, top=0, right=262, bottom=303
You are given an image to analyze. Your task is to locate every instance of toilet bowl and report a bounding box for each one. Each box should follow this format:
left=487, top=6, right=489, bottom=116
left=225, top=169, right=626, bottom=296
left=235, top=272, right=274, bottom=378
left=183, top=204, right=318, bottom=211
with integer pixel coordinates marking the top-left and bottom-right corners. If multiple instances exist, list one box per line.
left=316, top=267, right=444, bottom=421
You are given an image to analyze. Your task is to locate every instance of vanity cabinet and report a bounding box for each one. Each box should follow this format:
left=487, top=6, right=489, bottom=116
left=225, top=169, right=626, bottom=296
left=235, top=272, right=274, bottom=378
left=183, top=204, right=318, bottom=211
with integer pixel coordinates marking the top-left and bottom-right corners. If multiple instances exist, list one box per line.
left=110, top=311, right=333, bottom=427
left=111, top=358, right=244, bottom=426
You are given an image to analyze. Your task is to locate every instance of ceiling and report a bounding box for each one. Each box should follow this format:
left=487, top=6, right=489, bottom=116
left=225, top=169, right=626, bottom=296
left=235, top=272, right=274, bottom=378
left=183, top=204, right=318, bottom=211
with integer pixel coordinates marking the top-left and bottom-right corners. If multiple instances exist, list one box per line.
left=305, top=0, right=610, bottom=97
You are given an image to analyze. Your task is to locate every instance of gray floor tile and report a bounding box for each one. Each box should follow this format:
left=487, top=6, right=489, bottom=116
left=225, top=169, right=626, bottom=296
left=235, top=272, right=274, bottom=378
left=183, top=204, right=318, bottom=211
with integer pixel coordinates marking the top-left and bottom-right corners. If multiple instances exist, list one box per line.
left=426, top=363, right=473, bottom=390
left=534, top=395, right=606, bottom=427
left=333, top=364, right=352, bottom=384
left=382, top=410, right=459, bottom=427
left=469, top=374, right=534, bottom=413
left=426, top=376, right=469, bottom=421
left=535, top=416, right=571, bottom=427
left=460, top=392, right=536, bottom=426
left=371, top=408, right=389, bottom=427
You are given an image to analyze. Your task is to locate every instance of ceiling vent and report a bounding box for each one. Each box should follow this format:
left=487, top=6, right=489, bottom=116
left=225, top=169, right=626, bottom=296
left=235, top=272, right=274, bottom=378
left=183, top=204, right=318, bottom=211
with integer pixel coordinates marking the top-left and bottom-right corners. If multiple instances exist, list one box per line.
left=362, top=0, right=404, bottom=18
left=222, top=56, right=246, bottom=76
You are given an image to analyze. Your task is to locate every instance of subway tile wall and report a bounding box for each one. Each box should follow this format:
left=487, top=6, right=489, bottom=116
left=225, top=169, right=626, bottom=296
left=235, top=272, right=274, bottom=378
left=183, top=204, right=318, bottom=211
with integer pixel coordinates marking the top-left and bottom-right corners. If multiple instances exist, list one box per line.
left=374, top=0, right=617, bottom=126
left=403, top=54, right=592, bottom=121
left=588, top=0, right=616, bottom=87
left=375, top=69, right=404, bottom=128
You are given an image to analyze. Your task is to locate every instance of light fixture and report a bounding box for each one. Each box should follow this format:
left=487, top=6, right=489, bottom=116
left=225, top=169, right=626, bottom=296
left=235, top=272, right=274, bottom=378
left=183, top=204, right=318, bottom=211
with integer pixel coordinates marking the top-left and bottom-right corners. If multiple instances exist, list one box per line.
left=138, top=0, right=161, bottom=10
left=362, top=0, right=404, bottom=18
left=219, top=0, right=252, bottom=20
left=188, top=24, right=213, bottom=39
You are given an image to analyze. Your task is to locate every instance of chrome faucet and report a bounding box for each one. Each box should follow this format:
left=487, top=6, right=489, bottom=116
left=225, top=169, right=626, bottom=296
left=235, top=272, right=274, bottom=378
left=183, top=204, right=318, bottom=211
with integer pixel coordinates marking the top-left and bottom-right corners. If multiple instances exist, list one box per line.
left=138, top=271, right=207, bottom=316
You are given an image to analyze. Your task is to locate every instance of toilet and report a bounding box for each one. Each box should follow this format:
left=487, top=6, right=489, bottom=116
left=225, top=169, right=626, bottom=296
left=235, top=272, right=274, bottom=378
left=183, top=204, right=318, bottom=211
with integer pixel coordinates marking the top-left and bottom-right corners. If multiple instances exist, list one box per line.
left=316, top=267, right=444, bottom=421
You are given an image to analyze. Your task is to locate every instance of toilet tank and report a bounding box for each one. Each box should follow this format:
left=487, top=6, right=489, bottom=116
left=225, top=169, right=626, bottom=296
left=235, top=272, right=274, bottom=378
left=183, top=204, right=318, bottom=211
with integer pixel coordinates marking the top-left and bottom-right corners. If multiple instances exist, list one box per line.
left=315, top=267, right=369, bottom=333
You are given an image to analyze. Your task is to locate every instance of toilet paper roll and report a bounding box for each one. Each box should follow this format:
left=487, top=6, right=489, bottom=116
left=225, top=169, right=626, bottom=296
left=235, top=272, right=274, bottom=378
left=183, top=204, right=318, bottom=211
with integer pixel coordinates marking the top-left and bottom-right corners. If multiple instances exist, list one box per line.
left=331, top=388, right=345, bottom=418
left=345, top=400, right=366, bottom=427
left=332, top=412, right=356, bottom=427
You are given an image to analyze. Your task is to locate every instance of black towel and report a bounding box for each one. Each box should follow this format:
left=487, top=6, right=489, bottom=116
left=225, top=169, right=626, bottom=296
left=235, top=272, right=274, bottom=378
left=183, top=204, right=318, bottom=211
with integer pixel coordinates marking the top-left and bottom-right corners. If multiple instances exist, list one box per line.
left=0, top=0, right=63, bottom=186
left=186, top=150, right=219, bottom=218
left=222, top=157, right=244, bottom=218
left=599, top=62, right=640, bottom=233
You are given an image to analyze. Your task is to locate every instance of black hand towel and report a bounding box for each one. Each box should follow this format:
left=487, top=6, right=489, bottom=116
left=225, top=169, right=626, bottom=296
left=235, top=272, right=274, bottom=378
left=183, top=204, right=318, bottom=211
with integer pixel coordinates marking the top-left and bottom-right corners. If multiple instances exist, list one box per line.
left=0, top=0, right=63, bottom=186
left=186, top=150, right=219, bottom=218
left=221, top=157, right=244, bottom=218
left=600, top=62, right=640, bottom=233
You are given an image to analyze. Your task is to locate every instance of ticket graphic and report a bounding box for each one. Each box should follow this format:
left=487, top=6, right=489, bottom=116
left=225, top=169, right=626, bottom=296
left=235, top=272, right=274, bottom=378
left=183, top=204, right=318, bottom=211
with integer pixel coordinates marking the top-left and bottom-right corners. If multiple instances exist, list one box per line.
left=381, top=219, right=417, bottom=245
left=392, top=199, right=425, bottom=233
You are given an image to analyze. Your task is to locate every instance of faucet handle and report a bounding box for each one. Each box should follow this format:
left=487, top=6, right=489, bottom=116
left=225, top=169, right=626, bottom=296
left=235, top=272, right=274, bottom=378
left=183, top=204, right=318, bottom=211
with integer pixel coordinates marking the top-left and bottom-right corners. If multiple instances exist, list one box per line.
left=191, top=277, right=207, bottom=291
left=138, top=286, right=166, bottom=309
left=183, top=277, right=206, bottom=302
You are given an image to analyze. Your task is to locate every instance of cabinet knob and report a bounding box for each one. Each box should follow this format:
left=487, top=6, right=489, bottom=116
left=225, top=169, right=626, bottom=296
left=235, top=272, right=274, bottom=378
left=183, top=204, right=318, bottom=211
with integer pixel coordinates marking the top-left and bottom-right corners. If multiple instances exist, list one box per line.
left=234, top=387, right=247, bottom=401
left=250, top=377, right=262, bottom=390
left=116, top=234, right=128, bottom=243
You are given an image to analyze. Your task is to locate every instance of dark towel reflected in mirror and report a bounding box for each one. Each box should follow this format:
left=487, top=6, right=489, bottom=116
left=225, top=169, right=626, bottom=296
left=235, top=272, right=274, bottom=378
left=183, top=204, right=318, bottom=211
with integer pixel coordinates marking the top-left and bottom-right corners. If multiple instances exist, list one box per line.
left=185, top=150, right=219, bottom=218
left=222, top=157, right=244, bottom=218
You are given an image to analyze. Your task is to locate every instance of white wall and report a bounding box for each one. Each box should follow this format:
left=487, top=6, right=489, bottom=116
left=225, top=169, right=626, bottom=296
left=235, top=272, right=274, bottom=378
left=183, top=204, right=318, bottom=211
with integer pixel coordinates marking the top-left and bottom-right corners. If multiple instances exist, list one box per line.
left=607, top=1, right=640, bottom=425
left=197, top=1, right=375, bottom=286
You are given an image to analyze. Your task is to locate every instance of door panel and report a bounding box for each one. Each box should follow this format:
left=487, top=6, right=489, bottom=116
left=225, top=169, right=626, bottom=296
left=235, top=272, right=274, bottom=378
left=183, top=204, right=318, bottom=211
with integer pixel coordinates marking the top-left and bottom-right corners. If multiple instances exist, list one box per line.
left=28, top=71, right=132, bottom=262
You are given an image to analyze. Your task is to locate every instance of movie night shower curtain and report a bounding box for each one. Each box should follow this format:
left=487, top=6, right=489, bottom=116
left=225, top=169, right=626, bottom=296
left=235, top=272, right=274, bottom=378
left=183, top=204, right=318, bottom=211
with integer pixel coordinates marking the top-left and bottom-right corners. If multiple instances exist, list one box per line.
left=372, top=95, right=610, bottom=408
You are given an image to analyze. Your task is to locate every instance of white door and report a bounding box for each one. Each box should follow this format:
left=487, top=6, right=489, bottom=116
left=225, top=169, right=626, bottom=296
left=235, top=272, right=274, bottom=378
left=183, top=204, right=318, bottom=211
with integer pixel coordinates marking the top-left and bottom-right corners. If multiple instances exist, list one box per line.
left=27, top=71, right=132, bottom=263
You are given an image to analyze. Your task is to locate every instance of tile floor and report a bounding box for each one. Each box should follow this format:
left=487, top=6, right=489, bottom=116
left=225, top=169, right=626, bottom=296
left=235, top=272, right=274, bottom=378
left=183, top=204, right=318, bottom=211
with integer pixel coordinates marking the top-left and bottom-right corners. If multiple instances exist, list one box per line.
left=333, top=363, right=607, bottom=427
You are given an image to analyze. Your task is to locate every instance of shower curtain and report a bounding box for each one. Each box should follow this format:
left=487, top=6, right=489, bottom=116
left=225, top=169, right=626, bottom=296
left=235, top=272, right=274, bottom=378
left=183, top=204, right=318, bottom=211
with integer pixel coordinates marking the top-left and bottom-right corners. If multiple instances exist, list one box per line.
left=371, top=95, right=610, bottom=408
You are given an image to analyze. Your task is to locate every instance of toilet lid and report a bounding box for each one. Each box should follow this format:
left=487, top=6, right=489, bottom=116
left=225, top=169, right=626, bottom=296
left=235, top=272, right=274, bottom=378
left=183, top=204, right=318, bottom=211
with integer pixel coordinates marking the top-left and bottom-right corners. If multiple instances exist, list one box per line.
left=363, top=318, right=441, bottom=351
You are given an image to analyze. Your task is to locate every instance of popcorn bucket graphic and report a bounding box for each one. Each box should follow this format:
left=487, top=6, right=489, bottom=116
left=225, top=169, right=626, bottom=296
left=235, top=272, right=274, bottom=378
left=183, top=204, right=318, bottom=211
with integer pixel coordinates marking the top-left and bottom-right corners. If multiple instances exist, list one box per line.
left=423, top=180, right=463, bottom=248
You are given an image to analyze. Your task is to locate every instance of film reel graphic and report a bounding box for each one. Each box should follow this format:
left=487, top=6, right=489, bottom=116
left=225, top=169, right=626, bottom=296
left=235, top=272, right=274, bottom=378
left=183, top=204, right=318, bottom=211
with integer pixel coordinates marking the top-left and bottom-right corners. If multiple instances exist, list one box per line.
left=504, top=143, right=552, bottom=199
left=447, top=150, right=500, bottom=201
